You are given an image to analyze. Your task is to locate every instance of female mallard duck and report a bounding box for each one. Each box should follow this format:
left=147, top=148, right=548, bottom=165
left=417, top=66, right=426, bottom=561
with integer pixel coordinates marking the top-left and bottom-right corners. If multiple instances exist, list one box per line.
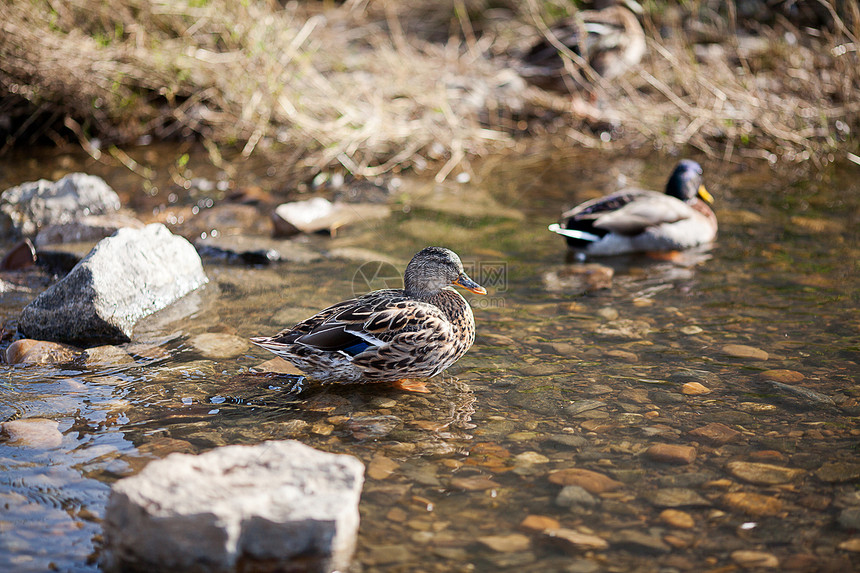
left=519, top=0, right=646, bottom=91
left=548, top=160, right=717, bottom=257
left=251, top=247, right=486, bottom=391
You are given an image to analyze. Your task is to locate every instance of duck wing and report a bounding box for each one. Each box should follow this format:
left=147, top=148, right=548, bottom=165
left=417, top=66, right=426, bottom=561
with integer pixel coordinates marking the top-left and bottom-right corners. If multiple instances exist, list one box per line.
left=267, top=290, right=449, bottom=358
left=592, top=190, right=699, bottom=235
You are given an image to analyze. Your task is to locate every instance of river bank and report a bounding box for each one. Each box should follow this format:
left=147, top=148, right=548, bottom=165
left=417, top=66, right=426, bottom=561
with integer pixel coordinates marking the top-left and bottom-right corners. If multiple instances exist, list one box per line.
left=1, top=0, right=858, bottom=183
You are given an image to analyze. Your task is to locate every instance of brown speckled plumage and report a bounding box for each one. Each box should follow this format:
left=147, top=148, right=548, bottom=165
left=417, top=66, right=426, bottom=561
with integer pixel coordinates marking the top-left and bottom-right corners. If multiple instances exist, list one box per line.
left=251, top=247, right=486, bottom=384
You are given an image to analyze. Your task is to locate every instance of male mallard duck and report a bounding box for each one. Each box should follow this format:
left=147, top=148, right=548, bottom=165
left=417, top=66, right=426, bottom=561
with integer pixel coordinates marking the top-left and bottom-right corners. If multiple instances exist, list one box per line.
left=251, top=247, right=486, bottom=391
left=520, top=0, right=646, bottom=91
left=548, top=160, right=717, bottom=257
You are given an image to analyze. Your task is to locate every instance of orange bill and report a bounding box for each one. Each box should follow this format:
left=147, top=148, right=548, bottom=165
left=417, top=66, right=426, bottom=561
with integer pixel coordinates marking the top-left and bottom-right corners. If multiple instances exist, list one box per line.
left=453, top=273, right=487, bottom=295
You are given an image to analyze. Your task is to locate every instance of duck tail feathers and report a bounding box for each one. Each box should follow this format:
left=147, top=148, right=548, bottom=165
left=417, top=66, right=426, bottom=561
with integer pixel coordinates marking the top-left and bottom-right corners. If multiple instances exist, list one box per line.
left=548, top=223, right=602, bottom=242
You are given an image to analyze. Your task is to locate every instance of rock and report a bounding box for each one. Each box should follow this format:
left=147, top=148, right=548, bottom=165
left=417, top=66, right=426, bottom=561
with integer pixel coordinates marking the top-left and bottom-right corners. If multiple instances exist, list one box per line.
left=681, top=382, right=711, bottom=395
left=548, top=468, right=623, bottom=494
left=85, top=345, right=135, bottom=366
left=565, top=400, right=607, bottom=416
left=19, top=224, right=208, bottom=345
left=648, top=488, right=712, bottom=508
left=34, top=213, right=145, bottom=246
left=272, top=197, right=390, bottom=236
left=604, top=349, right=639, bottom=362
left=556, top=485, right=598, bottom=508
left=838, top=538, right=860, bottom=552
left=0, top=173, right=121, bottom=237
left=721, top=344, right=769, bottom=360
left=513, top=451, right=550, bottom=475
left=731, top=550, right=779, bottom=568
left=252, top=357, right=304, bottom=376
left=478, top=533, right=531, bottom=553
left=816, top=462, right=860, bottom=483
left=596, top=307, right=619, bottom=320
left=689, top=422, right=742, bottom=445
left=546, top=434, right=588, bottom=449
left=758, top=369, right=804, bottom=383
left=596, top=319, right=652, bottom=339
left=519, top=515, right=560, bottom=532
left=659, top=509, right=695, bottom=529
left=102, top=440, right=364, bottom=573
left=344, top=415, right=402, bottom=440
left=0, top=418, right=63, bottom=448
left=646, top=444, right=697, bottom=465
left=657, top=472, right=719, bottom=488
left=367, top=455, right=399, bottom=480
left=726, top=461, right=804, bottom=485
left=838, top=508, right=860, bottom=530
left=544, top=528, right=609, bottom=551
left=542, top=264, right=613, bottom=294
left=768, top=381, right=835, bottom=405
left=610, top=530, right=670, bottom=554
left=0, top=238, right=36, bottom=270
left=186, top=333, right=250, bottom=359
left=449, top=476, right=501, bottom=491
left=195, top=234, right=323, bottom=265
left=364, top=544, right=411, bottom=565
left=5, top=338, right=83, bottom=365
left=781, top=553, right=820, bottom=570
left=722, top=492, right=783, bottom=516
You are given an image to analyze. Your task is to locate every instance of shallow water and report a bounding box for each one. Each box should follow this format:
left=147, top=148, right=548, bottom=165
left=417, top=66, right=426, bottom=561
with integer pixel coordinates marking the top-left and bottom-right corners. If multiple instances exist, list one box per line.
left=0, top=146, right=858, bottom=572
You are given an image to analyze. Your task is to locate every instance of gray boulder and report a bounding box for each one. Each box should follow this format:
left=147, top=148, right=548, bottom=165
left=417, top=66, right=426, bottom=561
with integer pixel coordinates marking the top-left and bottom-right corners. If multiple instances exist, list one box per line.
left=102, top=440, right=365, bottom=573
left=0, top=173, right=121, bottom=237
left=34, top=212, right=145, bottom=246
left=19, top=224, right=208, bottom=345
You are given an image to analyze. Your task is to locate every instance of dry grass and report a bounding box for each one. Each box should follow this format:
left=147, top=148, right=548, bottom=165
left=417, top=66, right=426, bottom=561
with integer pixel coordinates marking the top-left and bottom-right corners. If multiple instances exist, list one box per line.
left=0, top=0, right=858, bottom=181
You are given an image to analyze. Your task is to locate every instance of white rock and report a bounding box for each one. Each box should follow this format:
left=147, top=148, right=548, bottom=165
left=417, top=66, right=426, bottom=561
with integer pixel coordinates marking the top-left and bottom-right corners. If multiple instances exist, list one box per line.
left=102, top=440, right=364, bottom=573
left=19, top=224, right=208, bottom=345
left=272, top=197, right=390, bottom=236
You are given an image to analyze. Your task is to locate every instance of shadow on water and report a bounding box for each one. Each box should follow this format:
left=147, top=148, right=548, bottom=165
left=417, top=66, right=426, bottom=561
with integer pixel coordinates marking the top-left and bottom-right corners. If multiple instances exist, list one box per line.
left=0, top=146, right=858, bottom=571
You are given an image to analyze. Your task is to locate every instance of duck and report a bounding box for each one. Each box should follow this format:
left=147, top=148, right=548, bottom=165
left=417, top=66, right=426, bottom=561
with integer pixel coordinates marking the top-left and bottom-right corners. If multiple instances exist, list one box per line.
left=548, top=159, right=717, bottom=257
left=250, top=247, right=486, bottom=392
left=519, top=0, right=647, bottom=92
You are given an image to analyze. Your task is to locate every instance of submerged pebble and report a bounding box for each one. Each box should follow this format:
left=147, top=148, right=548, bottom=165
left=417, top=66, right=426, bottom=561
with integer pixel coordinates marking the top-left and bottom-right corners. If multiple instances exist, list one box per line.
left=556, top=485, right=598, bottom=508
left=816, top=462, right=860, bottom=483
left=722, top=492, right=783, bottom=516
left=731, top=550, right=779, bottom=568
left=85, top=345, right=135, bottom=366
left=758, top=369, right=804, bottom=383
left=689, top=422, right=742, bottom=445
left=5, top=338, right=83, bottom=365
left=544, top=528, right=609, bottom=551
left=478, top=533, right=531, bottom=553
left=0, top=418, right=63, bottom=448
left=726, top=461, right=804, bottom=485
left=659, top=509, right=695, bottom=529
left=646, top=443, right=697, bottom=465
left=186, top=333, right=249, bottom=359
left=721, top=344, right=769, bottom=360
left=548, top=468, right=623, bottom=494
left=681, top=381, right=711, bottom=395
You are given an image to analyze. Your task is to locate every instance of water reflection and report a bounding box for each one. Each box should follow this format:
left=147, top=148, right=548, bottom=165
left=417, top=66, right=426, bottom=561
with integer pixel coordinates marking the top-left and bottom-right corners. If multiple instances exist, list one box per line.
left=0, top=148, right=858, bottom=571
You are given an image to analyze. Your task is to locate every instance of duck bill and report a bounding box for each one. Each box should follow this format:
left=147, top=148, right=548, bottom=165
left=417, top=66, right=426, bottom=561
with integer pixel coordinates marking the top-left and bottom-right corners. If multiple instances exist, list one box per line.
left=453, top=274, right=487, bottom=295
left=697, top=184, right=714, bottom=205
